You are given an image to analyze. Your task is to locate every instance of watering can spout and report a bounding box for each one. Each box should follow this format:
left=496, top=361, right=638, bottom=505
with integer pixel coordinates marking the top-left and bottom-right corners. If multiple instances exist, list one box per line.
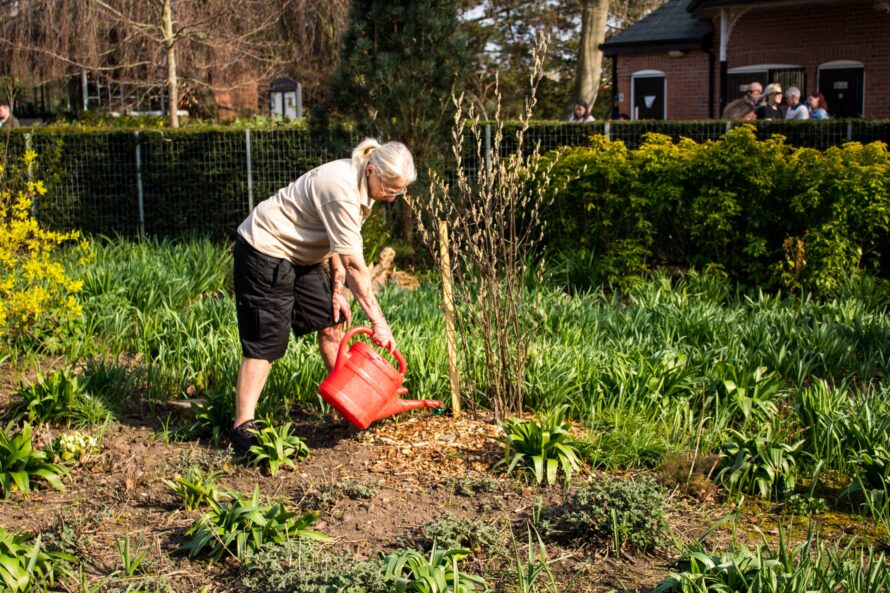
left=373, top=396, right=442, bottom=422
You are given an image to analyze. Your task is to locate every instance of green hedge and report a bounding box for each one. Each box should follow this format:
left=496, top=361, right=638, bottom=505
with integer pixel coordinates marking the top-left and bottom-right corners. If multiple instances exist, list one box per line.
left=2, top=119, right=889, bottom=242
left=545, top=125, right=890, bottom=292
left=2, top=125, right=358, bottom=238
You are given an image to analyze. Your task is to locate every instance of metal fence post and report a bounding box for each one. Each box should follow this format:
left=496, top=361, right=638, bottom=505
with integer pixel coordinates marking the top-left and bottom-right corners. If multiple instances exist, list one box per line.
left=135, top=132, right=145, bottom=240
left=726, top=121, right=732, bottom=134
left=245, top=128, right=254, bottom=213
left=846, top=121, right=853, bottom=142
left=604, top=121, right=611, bottom=140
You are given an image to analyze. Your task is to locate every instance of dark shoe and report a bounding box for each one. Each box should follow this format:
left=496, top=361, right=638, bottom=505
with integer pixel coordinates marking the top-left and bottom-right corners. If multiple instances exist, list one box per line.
left=231, top=420, right=258, bottom=456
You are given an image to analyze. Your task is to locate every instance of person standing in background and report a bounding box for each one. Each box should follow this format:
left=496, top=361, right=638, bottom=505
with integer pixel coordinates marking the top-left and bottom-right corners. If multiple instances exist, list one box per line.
left=0, top=102, right=21, bottom=129
left=756, top=84, right=784, bottom=119
left=784, top=87, right=810, bottom=120
left=568, top=100, right=595, bottom=122
left=807, top=93, right=830, bottom=119
left=746, top=82, right=764, bottom=107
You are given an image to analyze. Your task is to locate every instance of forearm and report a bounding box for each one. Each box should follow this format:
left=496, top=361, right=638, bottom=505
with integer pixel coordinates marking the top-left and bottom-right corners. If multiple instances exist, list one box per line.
left=329, top=254, right=347, bottom=296
left=340, top=253, right=384, bottom=322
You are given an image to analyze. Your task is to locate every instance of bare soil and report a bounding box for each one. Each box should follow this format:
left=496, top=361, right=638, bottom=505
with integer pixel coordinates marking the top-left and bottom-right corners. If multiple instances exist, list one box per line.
left=0, top=362, right=885, bottom=592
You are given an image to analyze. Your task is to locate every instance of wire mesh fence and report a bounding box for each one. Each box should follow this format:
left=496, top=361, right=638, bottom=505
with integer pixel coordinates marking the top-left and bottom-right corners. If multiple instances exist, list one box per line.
left=2, top=119, right=888, bottom=239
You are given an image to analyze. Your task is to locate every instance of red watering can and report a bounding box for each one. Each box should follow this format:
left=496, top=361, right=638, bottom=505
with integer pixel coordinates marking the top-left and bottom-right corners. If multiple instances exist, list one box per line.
left=318, top=326, right=441, bottom=430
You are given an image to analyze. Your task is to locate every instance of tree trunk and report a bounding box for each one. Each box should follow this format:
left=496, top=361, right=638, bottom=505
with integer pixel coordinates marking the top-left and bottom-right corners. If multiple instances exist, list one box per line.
left=572, top=0, right=609, bottom=110
left=162, top=0, right=179, bottom=128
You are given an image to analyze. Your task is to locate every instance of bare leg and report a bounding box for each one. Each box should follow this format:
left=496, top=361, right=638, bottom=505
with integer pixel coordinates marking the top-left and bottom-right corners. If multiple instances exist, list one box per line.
left=317, top=325, right=344, bottom=371
left=234, top=357, right=273, bottom=427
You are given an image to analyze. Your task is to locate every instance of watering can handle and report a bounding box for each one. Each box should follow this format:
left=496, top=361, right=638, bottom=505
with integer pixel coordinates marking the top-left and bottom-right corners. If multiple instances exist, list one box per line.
left=334, top=326, right=407, bottom=377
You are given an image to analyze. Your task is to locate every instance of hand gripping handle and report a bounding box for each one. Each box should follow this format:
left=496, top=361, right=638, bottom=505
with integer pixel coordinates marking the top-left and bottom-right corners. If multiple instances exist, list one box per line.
left=334, top=325, right=407, bottom=376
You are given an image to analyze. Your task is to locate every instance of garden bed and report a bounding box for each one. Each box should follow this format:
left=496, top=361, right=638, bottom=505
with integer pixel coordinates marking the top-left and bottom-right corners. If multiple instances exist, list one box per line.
left=0, top=377, right=884, bottom=592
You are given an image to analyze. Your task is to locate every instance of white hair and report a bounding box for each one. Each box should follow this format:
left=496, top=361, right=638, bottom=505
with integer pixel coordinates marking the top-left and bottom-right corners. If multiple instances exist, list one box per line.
left=351, top=138, right=417, bottom=183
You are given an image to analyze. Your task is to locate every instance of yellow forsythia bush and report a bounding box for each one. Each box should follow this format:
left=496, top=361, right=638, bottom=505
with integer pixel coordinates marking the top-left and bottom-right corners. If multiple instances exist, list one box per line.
left=0, top=149, right=89, bottom=346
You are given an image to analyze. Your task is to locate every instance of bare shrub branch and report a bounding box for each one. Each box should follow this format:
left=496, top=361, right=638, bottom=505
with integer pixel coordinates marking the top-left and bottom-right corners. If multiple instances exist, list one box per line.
left=409, top=33, right=574, bottom=418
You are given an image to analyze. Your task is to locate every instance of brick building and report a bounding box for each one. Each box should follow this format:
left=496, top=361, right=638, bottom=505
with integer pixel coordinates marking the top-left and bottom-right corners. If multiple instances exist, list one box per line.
left=601, top=0, right=890, bottom=120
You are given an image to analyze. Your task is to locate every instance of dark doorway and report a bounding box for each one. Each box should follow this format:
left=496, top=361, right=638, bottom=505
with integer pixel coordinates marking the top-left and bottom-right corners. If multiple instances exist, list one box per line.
left=727, top=71, right=767, bottom=100
left=819, top=67, right=864, bottom=118
left=727, top=68, right=805, bottom=101
left=772, top=68, right=807, bottom=98
left=633, top=75, right=665, bottom=120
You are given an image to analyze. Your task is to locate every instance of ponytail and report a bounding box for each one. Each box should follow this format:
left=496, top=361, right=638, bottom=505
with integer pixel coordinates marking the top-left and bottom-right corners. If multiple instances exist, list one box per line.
left=352, top=138, right=381, bottom=167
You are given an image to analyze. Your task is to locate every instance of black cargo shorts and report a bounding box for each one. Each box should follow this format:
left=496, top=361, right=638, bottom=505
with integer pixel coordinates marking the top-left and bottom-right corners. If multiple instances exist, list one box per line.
left=233, top=236, right=340, bottom=361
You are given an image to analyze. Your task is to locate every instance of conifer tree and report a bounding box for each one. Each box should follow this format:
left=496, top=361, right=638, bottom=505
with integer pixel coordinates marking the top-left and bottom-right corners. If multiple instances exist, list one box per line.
left=331, top=0, right=469, bottom=175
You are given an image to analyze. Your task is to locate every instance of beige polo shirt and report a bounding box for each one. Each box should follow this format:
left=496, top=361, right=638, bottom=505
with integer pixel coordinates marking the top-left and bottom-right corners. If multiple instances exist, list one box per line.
left=237, top=158, right=373, bottom=265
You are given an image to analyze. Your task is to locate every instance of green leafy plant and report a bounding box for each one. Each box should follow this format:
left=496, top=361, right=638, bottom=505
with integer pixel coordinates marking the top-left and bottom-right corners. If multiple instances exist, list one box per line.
left=248, top=422, right=310, bottom=476
left=654, top=527, right=890, bottom=593
left=185, top=389, right=234, bottom=445
left=0, top=529, right=75, bottom=593
left=239, top=539, right=388, bottom=593
left=543, top=475, right=667, bottom=554
left=9, top=371, right=111, bottom=428
left=781, top=493, right=828, bottom=517
left=116, top=534, right=149, bottom=576
left=11, top=370, right=81, bottom=425
left=382, top=545, right=487, bottom=593
left=0, top=423, right=69, bottom=498
left=68, top=394, right=114, bottom=428
left=419, top=515, right=502, bottom=552
left=47, top=431, right=100, bottom=465
left=497, top=406, right=581, bottom=485
left=456, top=473, right=500, bottom=497
left=162, top=467, right=229, bottom=511
left=716, top=429, right=804, bottom=500
left=179, top=485, right=328, bottom=563
left=510, top=524, right=583, bottom=593
left=842, top=447, right=890, bottom=532
left=715, top=365, right=785, bottom=428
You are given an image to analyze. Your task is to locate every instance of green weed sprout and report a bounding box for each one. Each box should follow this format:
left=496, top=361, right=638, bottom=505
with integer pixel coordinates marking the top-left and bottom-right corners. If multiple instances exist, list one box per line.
left=162, top=467, right=230, bottom=511
left=248, top=422, right=310, bottom=476
left=116, top=534, right=149, bottom=576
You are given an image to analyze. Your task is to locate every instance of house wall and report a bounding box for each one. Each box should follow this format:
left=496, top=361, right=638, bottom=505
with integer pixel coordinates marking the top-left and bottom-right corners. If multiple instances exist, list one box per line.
left=725, top=2, right=890, bottom=118
left=613, top=2, right=890, bottom=119
left=616, top=49, right=713, bottom=120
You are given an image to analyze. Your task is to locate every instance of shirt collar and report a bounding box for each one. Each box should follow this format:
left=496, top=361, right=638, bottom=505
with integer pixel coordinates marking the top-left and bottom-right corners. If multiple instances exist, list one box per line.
left=355, top=160, right=374, bottom=216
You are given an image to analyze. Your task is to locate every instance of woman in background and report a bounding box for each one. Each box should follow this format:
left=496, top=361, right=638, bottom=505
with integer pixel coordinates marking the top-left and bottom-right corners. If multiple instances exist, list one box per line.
left=568, top=100, right=595, bottom=122
left=807, top=92, right=829, bottom=119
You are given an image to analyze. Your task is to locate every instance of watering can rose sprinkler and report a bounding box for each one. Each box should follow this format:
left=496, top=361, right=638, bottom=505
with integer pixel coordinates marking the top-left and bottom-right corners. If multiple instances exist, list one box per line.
left=318, top=326, right=441, bottom=430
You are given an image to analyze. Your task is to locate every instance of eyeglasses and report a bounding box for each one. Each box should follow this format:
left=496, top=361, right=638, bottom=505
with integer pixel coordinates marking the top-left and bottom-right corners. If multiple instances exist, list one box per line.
left=374, top=171, right=408, bottom=198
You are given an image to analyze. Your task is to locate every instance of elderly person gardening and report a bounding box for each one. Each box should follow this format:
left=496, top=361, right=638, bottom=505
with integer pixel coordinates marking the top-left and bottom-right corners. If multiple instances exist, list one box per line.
left=230, top=138, right=416, bottom=453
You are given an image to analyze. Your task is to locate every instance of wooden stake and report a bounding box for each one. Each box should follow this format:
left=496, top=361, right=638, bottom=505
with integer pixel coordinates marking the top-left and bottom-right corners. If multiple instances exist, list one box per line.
left=438, top=220, right=461, bottom=417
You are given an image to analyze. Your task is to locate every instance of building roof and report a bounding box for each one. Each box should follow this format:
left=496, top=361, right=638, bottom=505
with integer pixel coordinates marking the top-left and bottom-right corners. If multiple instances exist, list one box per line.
left=687, top=0, right=771, bottom=11
left=688, top=0, right=862, bottom=13
left=269, top=77, right=300, bottom=92
left=601, top=0, right=712, bottom=56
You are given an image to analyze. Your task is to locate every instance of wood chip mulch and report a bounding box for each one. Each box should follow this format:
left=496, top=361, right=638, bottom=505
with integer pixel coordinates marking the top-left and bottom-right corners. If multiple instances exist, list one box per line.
left=356, top=411, right=505, bottom=482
